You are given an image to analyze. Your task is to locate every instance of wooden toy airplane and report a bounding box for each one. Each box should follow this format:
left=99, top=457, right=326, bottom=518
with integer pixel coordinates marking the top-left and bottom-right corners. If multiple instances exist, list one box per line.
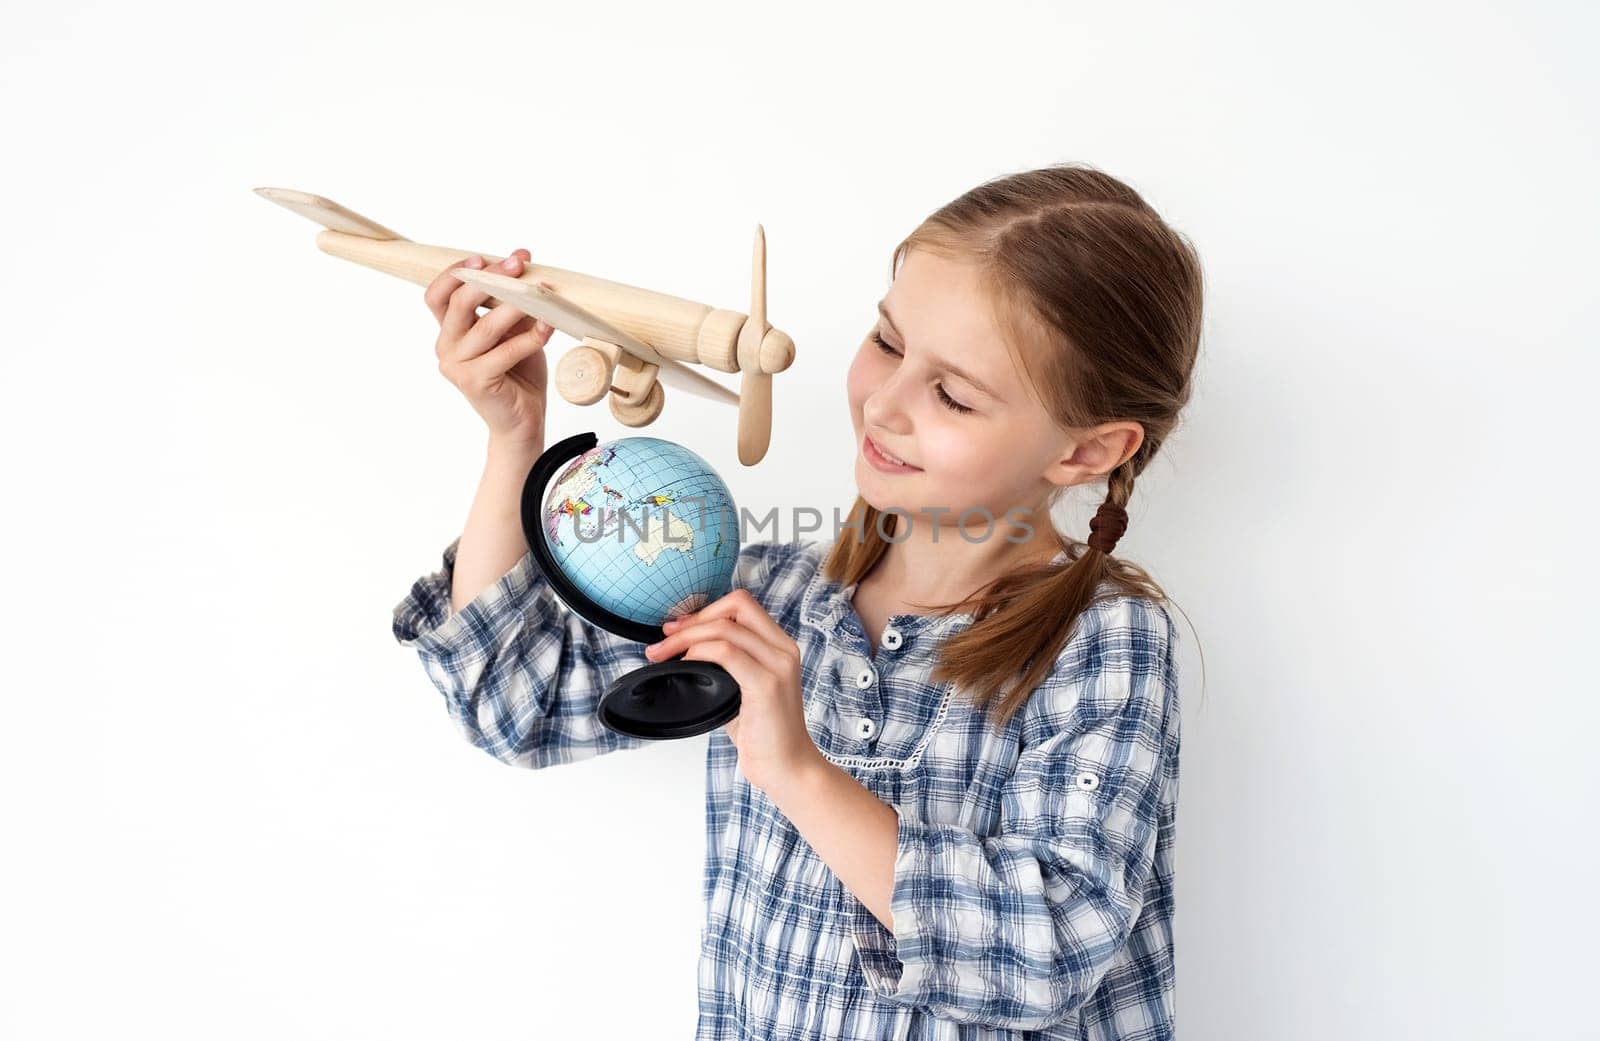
left=254, top=187, right=794, bottom=465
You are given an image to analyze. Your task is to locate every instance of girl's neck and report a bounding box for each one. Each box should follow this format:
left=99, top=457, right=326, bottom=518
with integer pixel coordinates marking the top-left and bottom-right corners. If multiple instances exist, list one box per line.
left=862, top=519, right=1064, bottom=612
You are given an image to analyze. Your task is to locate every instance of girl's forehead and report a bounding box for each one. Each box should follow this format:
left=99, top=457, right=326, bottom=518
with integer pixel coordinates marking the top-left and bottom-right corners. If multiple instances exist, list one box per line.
left=891, top=250, right=991, bottom=319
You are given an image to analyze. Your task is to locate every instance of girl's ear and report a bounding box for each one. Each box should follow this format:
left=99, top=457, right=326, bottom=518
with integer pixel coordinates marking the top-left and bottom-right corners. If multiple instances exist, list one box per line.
left=1100, top=421, right=1145, bottom=471
left=1046, top=422, right=1144, bottom=485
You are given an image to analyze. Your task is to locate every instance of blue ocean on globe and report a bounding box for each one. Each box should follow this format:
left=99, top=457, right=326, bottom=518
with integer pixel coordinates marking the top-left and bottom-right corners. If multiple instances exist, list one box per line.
left=537, top=436, right=740, bottom=628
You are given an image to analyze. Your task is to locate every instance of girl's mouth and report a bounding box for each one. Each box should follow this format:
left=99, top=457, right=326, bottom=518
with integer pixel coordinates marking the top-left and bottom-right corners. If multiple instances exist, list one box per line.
left=863, top=434, right=922, bottom=474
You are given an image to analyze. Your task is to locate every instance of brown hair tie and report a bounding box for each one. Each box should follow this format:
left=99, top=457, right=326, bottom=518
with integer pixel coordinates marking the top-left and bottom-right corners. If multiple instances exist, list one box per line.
left=1087, top=501, right=1128, bottom=554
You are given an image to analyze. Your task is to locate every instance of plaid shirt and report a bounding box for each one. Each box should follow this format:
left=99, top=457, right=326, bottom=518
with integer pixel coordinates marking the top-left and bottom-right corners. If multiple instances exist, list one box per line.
left=393, top=536, right=1182, bottom=1040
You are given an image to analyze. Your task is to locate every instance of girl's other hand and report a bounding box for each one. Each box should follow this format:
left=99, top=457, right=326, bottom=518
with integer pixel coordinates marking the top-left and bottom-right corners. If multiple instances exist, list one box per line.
left=423, top=248, right=555, bottom=450
left=644, top=589, right=822, bottom=794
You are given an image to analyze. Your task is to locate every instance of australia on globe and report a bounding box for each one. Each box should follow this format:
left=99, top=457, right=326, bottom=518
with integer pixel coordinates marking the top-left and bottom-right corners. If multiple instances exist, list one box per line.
left=538, top=436, right=741, bottom=629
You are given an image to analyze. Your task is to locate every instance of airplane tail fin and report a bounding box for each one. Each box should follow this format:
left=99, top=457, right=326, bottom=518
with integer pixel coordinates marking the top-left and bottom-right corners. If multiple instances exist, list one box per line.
left=252, top=187, right=408, bottom=241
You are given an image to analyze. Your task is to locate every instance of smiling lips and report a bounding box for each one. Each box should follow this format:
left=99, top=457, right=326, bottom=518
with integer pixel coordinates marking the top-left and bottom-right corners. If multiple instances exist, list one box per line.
left=864, top=433, right=921, bottom=473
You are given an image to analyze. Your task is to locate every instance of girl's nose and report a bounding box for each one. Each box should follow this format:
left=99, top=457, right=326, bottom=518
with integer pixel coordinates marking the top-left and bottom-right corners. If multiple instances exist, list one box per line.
left=863, top=378, right=914, bottom=434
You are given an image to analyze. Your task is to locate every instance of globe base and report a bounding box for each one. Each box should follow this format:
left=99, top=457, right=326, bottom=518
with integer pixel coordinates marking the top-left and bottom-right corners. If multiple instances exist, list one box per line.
left=598, top=659, right=742, bottom=740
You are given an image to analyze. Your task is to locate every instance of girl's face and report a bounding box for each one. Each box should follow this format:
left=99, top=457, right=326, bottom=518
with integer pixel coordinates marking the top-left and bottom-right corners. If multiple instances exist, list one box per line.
left=846, top=247, right=1085, bottom=538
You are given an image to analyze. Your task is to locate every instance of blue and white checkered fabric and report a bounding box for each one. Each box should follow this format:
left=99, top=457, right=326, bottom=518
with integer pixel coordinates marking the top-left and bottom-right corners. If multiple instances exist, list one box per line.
left=393, top=537, right=1181, bottom=1040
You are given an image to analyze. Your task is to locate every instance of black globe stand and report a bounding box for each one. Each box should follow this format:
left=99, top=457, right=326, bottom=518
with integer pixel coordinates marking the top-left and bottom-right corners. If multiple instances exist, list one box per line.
left=519, top=431, right=742, bottom=741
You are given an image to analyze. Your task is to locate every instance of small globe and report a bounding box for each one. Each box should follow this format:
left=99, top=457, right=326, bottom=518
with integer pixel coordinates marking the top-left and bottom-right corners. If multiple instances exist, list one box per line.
left=536, top=436, right=740, bottom=629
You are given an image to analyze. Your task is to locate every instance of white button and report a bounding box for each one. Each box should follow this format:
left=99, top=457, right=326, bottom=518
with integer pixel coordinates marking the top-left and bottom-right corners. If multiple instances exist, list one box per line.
left=1075, top=771, right=1100, bottom=792
left=855, top=666, right=876, bottom=689
left=855, top=717, right=877, bottom=739
left=882, top=627, right=903, bottom=651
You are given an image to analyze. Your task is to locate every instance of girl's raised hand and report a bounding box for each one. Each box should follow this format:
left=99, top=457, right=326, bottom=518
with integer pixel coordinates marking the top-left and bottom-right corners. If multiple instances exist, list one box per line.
left=423, top=249, right=556, bottom=449
left=644, top=589, right=822, bottom=794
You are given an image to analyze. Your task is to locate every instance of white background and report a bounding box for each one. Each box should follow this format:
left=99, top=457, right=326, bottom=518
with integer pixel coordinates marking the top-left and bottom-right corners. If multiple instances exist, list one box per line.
left=2, top=2, right=1594, bottom=1038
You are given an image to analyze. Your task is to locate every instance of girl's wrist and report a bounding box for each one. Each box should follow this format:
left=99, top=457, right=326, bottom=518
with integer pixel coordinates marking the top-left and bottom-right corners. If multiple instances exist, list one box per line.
left=487, top=428, right=544, bottom=462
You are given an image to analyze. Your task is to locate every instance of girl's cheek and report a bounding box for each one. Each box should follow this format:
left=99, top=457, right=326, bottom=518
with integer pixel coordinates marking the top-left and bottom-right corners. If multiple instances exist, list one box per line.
left=916, top=425, right=983, bottom=482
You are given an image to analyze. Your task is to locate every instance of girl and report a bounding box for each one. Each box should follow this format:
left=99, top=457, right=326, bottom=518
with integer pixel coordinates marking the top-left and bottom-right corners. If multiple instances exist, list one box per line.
left=393, top=162, right=1202, bottom=1041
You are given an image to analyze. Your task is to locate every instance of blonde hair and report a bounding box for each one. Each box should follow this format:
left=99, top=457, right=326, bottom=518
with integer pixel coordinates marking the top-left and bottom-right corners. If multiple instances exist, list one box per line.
left=825, top=162, right=1204, bottom=729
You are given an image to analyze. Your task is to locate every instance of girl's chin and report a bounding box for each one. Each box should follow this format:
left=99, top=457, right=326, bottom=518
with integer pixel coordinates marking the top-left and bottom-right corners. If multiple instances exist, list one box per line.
left=853, top=482, right=895, bottom=514
left=855, top=485, right=926, bottom=518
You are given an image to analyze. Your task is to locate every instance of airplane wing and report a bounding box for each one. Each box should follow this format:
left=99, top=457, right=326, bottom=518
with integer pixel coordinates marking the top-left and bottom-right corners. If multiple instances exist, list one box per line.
left=451, top=267, right=739, bottom=407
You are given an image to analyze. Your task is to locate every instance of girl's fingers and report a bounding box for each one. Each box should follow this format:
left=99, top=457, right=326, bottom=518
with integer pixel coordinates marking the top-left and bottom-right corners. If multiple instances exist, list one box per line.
left=464, top=321, right=551, bottom=379
left=438, top=258, right=492, bottom=338
left=667, top=590, right=792, bottom=649
left=647, top=615, right=789, bottom=674
left=451, top=300, right=535, bottom=363
left=442, top=251, right=528, bottom=341
left=424, top=256, right=480, bottom=325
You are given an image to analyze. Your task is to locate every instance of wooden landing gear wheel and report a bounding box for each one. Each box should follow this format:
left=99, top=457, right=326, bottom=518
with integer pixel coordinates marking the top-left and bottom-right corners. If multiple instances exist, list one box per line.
left=555, top=345, right=613, bottom=406
left=609, top=382, right=664, bottom=426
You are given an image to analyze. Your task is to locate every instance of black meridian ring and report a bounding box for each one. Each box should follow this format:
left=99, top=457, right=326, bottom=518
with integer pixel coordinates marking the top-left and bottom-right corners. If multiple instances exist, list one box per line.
left=520, top=431, right=665, bottom=644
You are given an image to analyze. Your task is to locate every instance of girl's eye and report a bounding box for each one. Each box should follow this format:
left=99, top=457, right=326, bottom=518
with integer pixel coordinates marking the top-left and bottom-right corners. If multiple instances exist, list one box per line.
left=935, top=385, right=975, bottom=414
left=870, top=331, right=975, bottom=415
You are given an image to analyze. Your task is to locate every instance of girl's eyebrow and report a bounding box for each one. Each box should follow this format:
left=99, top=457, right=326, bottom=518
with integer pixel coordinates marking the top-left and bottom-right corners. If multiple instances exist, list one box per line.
left=877, top=300, right=1003, bottom=401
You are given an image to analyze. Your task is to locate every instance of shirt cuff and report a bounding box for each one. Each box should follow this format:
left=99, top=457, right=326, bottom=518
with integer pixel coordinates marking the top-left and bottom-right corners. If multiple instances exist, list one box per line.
left=391, top=536, right=553, bottom=658
left=842, top=806, right=933, bottom=1003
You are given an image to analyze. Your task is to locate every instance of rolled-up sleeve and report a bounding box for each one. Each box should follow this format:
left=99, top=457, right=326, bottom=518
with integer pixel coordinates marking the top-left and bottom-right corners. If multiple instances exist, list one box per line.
left=841, top=597, right=1180, bottom=1030
left=391, top=535, right=656, bottom=769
